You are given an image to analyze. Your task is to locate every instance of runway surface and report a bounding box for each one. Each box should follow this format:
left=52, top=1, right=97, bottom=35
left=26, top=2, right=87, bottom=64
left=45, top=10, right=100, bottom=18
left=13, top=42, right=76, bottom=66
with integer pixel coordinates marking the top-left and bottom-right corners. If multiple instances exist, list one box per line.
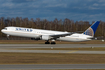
left=0, top=49, right=105, bottom=54
left=0, top=44, right=105, bottom=48
left=0, top=64, right=105, bottom=69
left=0, top=44, right=105, bottom=54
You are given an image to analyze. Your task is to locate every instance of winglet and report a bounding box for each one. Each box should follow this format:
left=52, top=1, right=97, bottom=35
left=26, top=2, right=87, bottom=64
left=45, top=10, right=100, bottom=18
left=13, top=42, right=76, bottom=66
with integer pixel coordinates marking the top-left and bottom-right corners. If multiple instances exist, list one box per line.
left=83, top=21, right=100, bottom=36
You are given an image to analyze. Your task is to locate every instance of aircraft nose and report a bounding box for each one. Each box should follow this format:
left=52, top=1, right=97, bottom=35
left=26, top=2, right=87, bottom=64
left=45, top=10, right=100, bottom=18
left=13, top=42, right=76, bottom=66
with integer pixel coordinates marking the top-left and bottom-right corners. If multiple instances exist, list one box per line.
left=1, top=29, right=4, bottom=33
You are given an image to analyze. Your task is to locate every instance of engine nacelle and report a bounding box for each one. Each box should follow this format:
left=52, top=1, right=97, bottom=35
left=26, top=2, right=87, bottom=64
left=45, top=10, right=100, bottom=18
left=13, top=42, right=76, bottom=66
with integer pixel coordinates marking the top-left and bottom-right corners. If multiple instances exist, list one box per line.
left=42, top=35, right=50, bottom=40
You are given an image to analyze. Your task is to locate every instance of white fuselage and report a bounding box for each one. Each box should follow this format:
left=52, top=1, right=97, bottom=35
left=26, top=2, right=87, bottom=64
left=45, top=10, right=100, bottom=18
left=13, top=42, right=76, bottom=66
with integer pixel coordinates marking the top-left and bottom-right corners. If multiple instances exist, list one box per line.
left=1, top=27, right=93, bottom=42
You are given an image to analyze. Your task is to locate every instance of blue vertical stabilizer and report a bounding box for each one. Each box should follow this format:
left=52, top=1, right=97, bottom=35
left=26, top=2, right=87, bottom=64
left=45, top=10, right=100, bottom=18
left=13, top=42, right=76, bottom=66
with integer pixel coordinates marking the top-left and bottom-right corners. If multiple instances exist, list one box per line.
left=83, top=21, right=100, bottom=36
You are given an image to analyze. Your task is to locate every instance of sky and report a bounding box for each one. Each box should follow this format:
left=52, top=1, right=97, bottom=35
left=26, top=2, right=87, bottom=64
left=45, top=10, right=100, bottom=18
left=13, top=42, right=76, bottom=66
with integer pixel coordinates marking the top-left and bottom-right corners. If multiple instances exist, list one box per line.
left=0, top=0, right=105, bottom=23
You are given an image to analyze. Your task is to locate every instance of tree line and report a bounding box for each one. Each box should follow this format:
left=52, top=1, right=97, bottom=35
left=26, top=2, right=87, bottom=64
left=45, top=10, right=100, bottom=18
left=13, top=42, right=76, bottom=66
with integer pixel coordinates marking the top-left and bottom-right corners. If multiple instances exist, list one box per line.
left=0, top=17, right=105, bottom=39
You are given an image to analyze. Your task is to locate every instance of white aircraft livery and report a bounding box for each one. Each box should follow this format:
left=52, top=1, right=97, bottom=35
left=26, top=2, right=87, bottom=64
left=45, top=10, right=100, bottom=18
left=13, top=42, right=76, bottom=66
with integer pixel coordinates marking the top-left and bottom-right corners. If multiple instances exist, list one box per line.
left=1, top=21, right=100, bottom=44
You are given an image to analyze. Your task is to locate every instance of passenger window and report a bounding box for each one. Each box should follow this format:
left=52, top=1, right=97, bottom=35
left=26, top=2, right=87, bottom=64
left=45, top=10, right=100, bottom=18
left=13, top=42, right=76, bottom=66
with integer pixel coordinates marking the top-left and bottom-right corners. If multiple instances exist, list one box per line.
left=5, top=28, right=7, bottom=30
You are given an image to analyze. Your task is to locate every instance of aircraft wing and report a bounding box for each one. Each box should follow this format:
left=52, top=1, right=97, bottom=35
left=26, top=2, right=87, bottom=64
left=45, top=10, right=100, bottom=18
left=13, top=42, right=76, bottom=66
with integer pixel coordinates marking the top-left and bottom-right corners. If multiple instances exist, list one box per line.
left=49, top=32, right=72, bottom=38
left=49, top=31, right=84, bottom=39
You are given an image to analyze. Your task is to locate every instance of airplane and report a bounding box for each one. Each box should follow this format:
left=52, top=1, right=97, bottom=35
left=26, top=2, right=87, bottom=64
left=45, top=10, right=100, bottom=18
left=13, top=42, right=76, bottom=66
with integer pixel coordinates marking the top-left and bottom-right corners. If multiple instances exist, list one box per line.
left=1, top=21, right=100, bottom=44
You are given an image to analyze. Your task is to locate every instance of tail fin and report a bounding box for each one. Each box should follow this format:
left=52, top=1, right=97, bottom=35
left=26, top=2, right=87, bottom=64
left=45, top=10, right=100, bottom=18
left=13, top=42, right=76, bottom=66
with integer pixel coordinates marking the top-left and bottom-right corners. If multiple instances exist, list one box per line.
left=83, top=21, right=100, bottom=36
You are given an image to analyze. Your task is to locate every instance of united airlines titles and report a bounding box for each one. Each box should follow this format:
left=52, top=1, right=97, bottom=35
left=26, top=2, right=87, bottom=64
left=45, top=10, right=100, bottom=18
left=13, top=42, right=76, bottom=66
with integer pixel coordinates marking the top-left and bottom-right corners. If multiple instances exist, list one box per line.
left=16, top=28, right=33, bottom=32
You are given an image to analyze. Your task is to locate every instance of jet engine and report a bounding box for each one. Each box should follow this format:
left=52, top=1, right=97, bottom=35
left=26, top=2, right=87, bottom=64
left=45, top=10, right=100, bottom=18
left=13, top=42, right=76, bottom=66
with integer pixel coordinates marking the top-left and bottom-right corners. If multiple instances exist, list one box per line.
left=41, top=35, right=50, bottom=40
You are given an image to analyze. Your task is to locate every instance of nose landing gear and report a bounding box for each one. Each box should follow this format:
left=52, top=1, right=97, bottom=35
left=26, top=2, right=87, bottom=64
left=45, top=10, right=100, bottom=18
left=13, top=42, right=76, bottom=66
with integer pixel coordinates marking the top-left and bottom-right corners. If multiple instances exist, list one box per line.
left=7, top=35, right=9, bottom=40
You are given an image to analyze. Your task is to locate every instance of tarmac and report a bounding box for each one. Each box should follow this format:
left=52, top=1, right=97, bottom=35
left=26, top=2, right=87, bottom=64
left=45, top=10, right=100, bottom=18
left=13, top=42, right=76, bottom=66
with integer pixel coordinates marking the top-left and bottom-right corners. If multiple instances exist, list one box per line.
left=0, top=49, right=105, bottom=54
left=0, top=44, right=105, bottom=54
left=0, top=64, right=105, bottom=69
left=0, top=44, right=105, bottom=48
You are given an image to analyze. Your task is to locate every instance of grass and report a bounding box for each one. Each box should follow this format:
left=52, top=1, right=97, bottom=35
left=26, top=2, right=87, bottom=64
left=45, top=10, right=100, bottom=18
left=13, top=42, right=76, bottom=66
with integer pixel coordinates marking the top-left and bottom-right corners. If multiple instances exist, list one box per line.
left=0, top=40, right=105, bottom=44
left=0, top=53, right=105, bottom=64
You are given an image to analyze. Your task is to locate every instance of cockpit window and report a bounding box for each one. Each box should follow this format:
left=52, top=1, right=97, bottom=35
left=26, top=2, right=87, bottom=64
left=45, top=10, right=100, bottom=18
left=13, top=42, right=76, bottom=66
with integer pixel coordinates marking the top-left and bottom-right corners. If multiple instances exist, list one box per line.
left=4, top=28, right=7, bottom=30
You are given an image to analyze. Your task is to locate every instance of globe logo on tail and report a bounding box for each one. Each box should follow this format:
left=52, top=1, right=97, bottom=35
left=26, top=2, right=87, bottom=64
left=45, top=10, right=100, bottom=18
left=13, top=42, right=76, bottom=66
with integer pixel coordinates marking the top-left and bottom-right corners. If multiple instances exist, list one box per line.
left=84, top=27, right=94, bottom=36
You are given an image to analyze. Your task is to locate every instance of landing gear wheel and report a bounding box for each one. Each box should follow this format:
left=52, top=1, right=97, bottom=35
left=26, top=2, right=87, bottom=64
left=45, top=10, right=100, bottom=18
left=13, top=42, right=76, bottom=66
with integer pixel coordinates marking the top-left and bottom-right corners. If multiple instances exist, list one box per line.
left=45, top=41, right=50, bottom=44
left=51, top=42, right=56, bottom=44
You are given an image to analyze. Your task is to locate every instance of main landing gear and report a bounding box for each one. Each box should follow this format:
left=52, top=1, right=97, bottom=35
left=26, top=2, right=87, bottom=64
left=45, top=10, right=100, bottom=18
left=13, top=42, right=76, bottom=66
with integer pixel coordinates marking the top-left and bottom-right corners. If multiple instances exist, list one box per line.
left=51, top=41, right=56, bottom=44
left=45, top=41, right=50, bottom=44
left=45, top=40, right=56, bottom=44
